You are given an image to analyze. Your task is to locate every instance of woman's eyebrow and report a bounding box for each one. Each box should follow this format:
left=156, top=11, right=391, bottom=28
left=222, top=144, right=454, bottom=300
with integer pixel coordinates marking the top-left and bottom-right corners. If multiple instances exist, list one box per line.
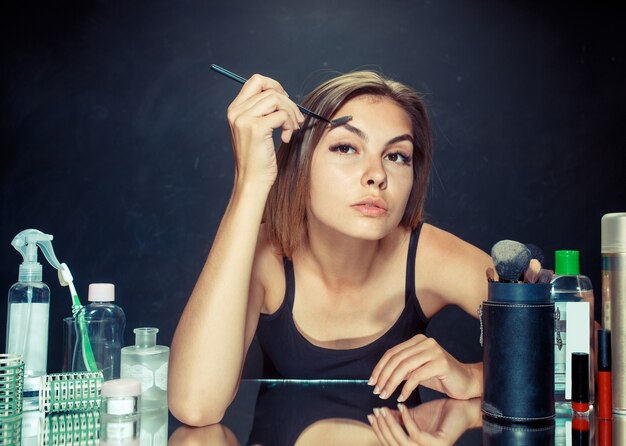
left=387, top=134, right=414, bottom=146
left=339, top=123, right=368, bottom=141
left=331, top=123, right=414, bottom=147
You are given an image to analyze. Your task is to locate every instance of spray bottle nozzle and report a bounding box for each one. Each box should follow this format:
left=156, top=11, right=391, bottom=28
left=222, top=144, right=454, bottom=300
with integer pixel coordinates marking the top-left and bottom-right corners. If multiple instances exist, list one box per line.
left=12, top=229, right=63, bottom=283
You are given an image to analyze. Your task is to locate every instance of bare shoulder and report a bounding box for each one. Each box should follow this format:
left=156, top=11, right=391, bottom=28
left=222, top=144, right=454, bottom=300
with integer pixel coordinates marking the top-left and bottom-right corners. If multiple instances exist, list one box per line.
left=415, top=223, right=493, bottom=317
left=251, top=224, right=286, bottom=314
left=418, top=224, right=489, bottom=261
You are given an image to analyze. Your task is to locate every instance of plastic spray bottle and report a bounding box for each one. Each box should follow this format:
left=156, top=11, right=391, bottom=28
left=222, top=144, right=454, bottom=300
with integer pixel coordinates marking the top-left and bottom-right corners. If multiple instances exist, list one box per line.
left=5, top=229, right=61, bottom=410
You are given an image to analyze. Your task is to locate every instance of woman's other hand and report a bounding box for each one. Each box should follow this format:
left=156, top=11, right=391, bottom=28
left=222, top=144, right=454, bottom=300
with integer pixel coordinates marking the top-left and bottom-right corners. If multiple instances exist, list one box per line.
left=369, top=334, right=482, bottom=402
left=368, top=397, right=481, bottom=446
left=226, top=74, right=305, bottom=188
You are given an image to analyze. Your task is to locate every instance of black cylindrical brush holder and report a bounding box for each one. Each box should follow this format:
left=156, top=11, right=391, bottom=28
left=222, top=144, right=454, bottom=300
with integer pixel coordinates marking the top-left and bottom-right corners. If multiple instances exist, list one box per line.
left=481, top=282, right=555, bottom=423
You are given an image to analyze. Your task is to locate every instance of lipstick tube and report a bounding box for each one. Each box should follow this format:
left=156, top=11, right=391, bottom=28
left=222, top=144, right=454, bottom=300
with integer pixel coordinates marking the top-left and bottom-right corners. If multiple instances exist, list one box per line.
left=598, top=329, right=612, bottom=419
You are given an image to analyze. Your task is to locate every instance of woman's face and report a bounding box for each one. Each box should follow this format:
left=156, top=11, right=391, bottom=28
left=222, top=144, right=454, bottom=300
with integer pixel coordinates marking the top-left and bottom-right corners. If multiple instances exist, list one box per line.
left=308, top=95, right=414, bottom=241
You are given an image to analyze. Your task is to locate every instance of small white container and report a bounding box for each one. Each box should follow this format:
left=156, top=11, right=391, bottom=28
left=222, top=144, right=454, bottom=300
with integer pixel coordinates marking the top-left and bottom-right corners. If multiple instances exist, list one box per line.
left=101, top=379, right=141, bottom=416
left=100, top=379, right=141, bottom=445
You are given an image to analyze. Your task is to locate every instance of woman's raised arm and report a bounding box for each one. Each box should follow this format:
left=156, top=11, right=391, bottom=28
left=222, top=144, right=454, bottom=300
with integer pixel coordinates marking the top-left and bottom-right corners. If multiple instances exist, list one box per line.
left=168, top=75, right=304, bottom=426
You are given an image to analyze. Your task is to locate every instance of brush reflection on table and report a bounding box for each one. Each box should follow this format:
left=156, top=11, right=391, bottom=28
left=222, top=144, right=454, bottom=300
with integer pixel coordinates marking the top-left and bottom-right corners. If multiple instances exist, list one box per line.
left=168, top=380, right=482, bottom=445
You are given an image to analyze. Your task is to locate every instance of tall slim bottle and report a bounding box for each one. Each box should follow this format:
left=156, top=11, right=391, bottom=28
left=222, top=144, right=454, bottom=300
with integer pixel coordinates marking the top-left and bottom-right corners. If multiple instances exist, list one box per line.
left=602, top=212, right=626, bottom=414
left=550, top=250, right=595, bottom=404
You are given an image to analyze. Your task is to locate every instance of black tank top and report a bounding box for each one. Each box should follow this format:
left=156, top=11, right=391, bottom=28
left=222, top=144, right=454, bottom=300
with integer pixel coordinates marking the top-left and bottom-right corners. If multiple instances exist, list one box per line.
left=256, top=223, right=430, bottom=379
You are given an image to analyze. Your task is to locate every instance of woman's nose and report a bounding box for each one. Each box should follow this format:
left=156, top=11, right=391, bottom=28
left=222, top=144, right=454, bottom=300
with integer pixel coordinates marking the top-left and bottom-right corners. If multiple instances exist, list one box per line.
left=362, top=157, right=387, bottom=189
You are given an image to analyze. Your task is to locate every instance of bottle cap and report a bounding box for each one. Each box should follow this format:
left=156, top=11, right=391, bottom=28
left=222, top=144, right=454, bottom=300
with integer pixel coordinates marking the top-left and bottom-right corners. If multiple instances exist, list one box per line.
left=597, top=329, right=611, bottom=371
left=88, top=283, right=115, bottom=302
left=101, top=379, right=141, bottom=397
left=572, top=352, right=589, bottom=404
left=134, top=327, right=158, bottom=348
left=602, top=212, right=626, bottom=253
left=554, top=250, right=580, bottom=275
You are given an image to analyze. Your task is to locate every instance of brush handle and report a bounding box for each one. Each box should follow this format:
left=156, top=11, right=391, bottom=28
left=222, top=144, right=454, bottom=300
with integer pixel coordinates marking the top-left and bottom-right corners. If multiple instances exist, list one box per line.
left=210, top=64, right=247, bottom=84
left=210, top=64, right=330, bottom=123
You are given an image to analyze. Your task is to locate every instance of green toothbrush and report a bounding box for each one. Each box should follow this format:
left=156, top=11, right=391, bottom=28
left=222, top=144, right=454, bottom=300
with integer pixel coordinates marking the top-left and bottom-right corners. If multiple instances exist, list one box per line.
left=58, top=263, right=98, bottom=372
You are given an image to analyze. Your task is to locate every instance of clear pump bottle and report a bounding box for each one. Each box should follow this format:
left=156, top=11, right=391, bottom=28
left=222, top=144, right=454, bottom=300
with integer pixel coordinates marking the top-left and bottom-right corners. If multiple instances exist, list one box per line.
left=550, top=250, right=595, bottom=405
left=120, top=327, right=169, bottom=411
left=78, top=283, right=126, bottom=380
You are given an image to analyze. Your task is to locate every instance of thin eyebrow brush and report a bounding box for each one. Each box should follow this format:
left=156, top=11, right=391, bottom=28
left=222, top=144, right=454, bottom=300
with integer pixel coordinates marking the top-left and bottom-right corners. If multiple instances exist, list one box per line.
left=210, top=64, right=352, bottom=127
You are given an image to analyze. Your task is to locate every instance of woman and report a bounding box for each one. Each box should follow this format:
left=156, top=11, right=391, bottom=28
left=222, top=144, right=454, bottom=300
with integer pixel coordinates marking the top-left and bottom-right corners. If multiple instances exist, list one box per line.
left=169, top=70, right=492, bottom=426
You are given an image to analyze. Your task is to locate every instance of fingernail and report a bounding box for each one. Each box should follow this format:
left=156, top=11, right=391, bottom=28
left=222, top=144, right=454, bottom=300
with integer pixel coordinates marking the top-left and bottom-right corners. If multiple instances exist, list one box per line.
left=368, top=377, right=375, bottom=386
left=397, top=394, right=406, bottom=403
left=367, top=414, right=375, bottom=424
left=397, top=403, right=405, bottom=413
left=373, top=408, right=381, bottom=416
left=379, top=390, right=388, bottom=399
left=381, top=407, right=388, bottom=417
left=373, top=386, right=380, bottom=395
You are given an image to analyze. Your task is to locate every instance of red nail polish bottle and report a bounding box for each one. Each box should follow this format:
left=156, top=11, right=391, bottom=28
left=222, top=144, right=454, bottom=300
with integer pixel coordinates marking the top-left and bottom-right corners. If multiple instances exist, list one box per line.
left=572, top=352, right=590, bottom=414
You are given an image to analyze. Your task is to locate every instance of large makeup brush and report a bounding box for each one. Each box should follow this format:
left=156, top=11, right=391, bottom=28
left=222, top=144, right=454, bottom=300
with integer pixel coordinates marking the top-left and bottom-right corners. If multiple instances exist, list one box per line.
left=210, top=64, right=352, bottom=127
left=491, top=240, right=532, bottom=282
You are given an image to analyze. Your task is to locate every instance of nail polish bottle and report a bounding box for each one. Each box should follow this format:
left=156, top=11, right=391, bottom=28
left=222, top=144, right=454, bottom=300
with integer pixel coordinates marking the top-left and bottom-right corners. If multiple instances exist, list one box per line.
left=572, top=352, right=590, bottom=415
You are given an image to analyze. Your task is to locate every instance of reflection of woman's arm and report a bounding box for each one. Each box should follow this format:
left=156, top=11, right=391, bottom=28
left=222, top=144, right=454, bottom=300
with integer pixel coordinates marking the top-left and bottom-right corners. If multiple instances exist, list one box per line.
left=168, top=424, right=240, bottom=446
left=369, top=397, right=482, bottom=446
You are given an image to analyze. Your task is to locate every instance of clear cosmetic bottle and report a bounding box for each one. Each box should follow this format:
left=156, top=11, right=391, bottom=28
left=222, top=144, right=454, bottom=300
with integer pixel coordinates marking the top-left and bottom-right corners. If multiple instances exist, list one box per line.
left=120, top=328, right=169, bottom=411
left=79, top=283, right=126, bottom=380
left=550, top=250, right=595, bottom=405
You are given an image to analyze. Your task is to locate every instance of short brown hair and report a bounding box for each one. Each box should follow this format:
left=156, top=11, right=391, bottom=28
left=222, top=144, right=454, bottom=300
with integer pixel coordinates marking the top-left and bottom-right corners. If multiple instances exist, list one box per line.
left=264, top=71, right=433, bottom=257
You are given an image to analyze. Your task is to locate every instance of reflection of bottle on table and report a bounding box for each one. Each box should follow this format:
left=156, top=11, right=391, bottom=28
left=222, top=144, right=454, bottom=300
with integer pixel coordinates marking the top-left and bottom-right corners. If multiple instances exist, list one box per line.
left=121, top=328, right=170, bottom=411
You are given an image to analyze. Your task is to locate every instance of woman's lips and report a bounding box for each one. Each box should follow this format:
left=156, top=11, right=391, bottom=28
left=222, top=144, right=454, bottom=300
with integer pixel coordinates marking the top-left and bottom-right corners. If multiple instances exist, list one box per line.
left=351, top=199, right=388, bottom=217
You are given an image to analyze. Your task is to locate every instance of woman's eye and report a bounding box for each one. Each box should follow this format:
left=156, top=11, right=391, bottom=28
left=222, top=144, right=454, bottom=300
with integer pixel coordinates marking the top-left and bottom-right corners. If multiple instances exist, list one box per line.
left=385, top=152, right=412, bottom=165
left=329, top=144, right=357, bottom=154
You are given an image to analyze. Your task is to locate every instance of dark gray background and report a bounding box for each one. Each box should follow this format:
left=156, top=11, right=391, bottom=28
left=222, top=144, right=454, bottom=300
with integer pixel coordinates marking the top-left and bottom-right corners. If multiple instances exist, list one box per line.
left=1, top=1, right=624, bottom=375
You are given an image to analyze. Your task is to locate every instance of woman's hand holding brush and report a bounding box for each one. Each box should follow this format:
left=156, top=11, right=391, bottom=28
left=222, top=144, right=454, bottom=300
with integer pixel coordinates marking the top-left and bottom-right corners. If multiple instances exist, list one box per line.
left=226, top=74, right=305, bottom=188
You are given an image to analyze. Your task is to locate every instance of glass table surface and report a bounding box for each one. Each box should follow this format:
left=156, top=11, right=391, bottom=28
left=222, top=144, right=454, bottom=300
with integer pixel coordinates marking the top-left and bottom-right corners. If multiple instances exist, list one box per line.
left=0, top=379, right=623, bottom=445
